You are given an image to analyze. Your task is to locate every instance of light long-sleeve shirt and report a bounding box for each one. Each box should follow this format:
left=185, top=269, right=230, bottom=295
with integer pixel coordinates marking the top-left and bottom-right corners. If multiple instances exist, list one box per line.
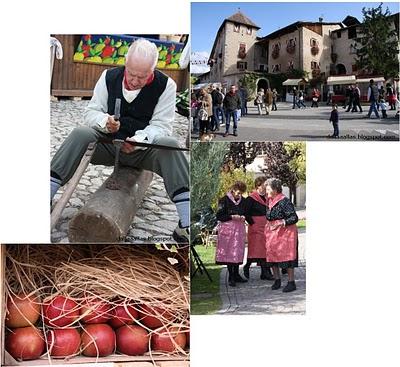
left=83, top=69, right=177, bottom=144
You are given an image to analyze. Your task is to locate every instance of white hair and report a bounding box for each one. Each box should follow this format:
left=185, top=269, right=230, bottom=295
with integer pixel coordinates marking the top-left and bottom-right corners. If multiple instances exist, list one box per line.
left=126, top=38, right=159, bottom=70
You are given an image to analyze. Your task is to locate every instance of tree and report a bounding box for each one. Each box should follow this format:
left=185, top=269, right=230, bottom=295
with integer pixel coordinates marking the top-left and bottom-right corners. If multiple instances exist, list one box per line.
left=223, top=142, right=266, bottom=170
left=262, top=142, right=306, bottom=205
left=190, top=142, right=229, bottom=240
left=355, top=3, right=399, bottom=78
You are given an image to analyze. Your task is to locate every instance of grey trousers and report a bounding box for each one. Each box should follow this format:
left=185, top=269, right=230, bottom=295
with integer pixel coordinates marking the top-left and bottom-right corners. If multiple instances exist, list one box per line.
left=51, top=126, right=189, bottom=199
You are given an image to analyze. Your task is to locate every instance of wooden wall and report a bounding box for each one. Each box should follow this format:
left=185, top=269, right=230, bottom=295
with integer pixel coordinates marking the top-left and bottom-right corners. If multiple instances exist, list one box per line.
left=51, top=35, right=188, bottom=97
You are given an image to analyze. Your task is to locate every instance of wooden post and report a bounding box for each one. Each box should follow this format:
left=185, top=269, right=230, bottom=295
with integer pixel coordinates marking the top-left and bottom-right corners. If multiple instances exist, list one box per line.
left=68, top=167, right=153, bottom=242
left=51, top=142, right=97, bottom=230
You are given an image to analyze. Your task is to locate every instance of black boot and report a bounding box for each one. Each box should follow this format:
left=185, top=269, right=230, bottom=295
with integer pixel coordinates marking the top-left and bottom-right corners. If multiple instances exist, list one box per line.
left=260, top=260, right=274, bottom=280
left=227, top=265, right=236, bottom=287
left=283, top=281, right=296, bottom=293
left=271, top=279, right=281, bottom=290
left=243, top=261, right=251, bottom=279
left=234, top=264, right=248, bottom=283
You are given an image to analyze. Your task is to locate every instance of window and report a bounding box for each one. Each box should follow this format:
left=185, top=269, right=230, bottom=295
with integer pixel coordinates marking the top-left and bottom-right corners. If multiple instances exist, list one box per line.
left=337, top=31, right=341, bottom=38
left=272, top=64, right=281, bottom=72
left=288, top=38, right=296, bottom=47
left=287, top=60, right=294, bottom=70
left=238, top=43, right=246, bottom=59
left=311, top=61, right=320, bottom=70
left=348, top=27, right=357, bottom=39
left=349, top=44, right=357, bottom=54
left=246, top=27, right=252, bottom=35
left=310, top=38, right=318, bottom=47
left=237, top=61, right=247, bottom=70
left=234, top=23, right=240, bottom=32
left=261, top=48, right=267, bottom=57
left=259, top=64, right=265, bottom=71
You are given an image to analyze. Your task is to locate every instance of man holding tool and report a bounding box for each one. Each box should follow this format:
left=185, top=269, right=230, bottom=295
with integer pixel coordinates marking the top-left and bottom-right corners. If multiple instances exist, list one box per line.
left=50, top=38, right=189, bottom=243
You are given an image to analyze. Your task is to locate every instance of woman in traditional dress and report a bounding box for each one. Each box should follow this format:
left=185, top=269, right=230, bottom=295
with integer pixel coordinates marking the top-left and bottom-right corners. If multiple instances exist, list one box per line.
left=215, top=181, right=248, bottom=287
left=243, top=176, right=274, bottom=280
left=264, top=178, right=299, bottom=292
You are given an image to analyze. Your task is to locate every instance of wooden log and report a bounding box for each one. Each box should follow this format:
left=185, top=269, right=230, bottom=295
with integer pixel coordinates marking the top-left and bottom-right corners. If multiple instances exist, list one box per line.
left=68, top=167, right=153, bottom=242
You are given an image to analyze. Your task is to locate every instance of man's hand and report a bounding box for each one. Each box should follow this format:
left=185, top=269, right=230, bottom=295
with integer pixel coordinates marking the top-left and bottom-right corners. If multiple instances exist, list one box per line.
left=121, top=137, right=136, bottom=154
left=106, top=115, right=120, bottom=133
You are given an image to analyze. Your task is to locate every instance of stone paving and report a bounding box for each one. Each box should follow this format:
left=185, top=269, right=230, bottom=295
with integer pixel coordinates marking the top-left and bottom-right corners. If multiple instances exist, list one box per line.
left=216, top=230, right=306, bottom=315
left=192, top=103, right=399, bottom=141
left=50, top=100, right=189, bottom=243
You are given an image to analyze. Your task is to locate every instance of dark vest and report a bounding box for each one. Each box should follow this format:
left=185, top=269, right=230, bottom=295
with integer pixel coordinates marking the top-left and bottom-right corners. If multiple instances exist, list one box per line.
left=105, top=67, right=168, bottom=140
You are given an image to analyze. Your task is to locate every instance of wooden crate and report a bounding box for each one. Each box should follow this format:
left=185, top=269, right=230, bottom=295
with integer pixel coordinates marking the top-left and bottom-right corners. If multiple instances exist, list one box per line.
left=0, top=245, right=189, bottom=367
left=51, top=35, right=189, bottom=97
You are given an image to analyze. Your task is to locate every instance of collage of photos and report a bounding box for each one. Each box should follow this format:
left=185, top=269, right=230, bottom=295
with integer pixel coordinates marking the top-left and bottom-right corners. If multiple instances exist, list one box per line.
left=1, top=1, right=399, bottom=367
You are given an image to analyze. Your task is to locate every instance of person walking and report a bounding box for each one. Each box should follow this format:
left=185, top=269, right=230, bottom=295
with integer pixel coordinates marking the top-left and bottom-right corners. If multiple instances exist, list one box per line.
left=264, top=178, right=299, bottom=293
left=272, top=88, right=278, bottom=111
left=223, top=85, right=241, bottom=137
left=327, top=88, right=334, bottom=105
left=386, top=83, right=396, bottom=110
left=198, top=88, right=213, bottom=136
left=239, top=85, right=248, bottom=116
left=366, top=79, right=380, bottom=119
left=311, top=88, right=319, bottom=107
left=379, top=98, right=388, bottom=118
left=296, top=89, right=306, bottom=108
left=211, top=86, right=225, bottom=131
left=329, top=104, right=339, bottom=138
left=255, top=88, right=265, bottom=115
left=191, top=92, right=200, bottom=134
left=346, top=86, right=354, bottom=112
left=264, top=88, right=273, bottom=115
left=244, top=176, right=274, bottom=281
left=216, top=181, right=248, bottom=287
left=292, top=87, right=298, bottom=109
left=351, top=84, right=362, bottom=113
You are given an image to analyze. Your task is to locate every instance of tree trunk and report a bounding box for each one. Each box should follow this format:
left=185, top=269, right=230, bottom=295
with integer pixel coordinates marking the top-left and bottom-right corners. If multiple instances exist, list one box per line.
left=68, top=167, right=153, bottom=242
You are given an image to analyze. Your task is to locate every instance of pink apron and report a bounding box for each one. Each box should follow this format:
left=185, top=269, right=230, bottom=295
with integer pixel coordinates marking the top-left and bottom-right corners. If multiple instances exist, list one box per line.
left=264, top=194, right=298, bottom=263
left=247, top=191, right=268, bottom=259
left=215, top=192, right=246, bottom=264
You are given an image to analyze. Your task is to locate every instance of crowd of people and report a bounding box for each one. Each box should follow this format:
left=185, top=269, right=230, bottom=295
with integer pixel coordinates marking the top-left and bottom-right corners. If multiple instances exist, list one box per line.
left=191, top=84, right=247, bottom=138
left=215, top=177, right=299, bottom=293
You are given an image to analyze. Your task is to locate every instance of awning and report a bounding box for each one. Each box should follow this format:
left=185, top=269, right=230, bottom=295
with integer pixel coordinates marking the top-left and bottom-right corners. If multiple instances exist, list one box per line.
left=356, top=77, right=385, bottom=83
left=327, top=75, right=356, bottom=85
left=282, top=78, right=307, bottom=86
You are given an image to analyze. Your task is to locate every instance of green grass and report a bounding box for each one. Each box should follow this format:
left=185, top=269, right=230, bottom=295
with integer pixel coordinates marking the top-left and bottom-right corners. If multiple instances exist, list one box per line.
left=297, top=219, right=306, bottom=230
left=191, top=244, right=222, bottom=315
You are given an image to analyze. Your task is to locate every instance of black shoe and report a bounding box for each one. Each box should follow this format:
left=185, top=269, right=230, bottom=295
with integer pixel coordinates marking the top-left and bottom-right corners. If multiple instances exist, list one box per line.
left=235, top=274, right=248, bottom=283
left=260, top=267, right=274, bottom=281
left=283, top=281, right=296, bottom=293
left=271, top=279, right=281, bottom=290
left=243, top=264, right=250, bottom=279
left=223, top=132, right=229, bottom=137
left=233, top=130, right=238, bottom=137
left=229, top=279, right=236, bottom=287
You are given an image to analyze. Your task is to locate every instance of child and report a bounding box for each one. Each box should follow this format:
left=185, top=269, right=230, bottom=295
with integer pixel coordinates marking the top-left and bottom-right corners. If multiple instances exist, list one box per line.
left=329, top=104, right=339, bottom=138
left=379, top=98, right=388, bottom=118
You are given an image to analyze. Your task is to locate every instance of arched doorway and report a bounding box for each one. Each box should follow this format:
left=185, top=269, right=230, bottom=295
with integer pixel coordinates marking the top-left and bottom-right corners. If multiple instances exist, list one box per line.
left=336, top=64, right=346, bottom=75
left=256, top=78, right=269, bottom=92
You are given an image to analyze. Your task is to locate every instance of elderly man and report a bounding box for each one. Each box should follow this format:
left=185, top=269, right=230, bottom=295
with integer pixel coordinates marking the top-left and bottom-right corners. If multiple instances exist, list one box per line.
left=50, top=39, right=189, bottom=242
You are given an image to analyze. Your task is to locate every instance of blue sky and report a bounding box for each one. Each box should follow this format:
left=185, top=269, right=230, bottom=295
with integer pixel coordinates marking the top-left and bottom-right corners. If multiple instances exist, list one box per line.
left=191, top=2, right=399, bottom=53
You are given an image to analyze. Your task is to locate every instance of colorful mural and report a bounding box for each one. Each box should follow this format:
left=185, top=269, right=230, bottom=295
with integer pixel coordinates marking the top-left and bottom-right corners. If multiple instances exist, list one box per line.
left=73, top=35, right=184, bottom=69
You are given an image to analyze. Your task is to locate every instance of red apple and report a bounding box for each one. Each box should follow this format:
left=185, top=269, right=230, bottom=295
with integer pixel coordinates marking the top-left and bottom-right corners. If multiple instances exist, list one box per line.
left=151, top=327, right=187, bottom=353
left=6, top=294, right=41, bottom=328
left=80, top=298, right=111, bottom=324
left=81, top=324, right=115, bottom=357
left=139, top=304, right=174, bottom=329
left=109, top=304, right=139, bottom=328
left=46, top=328, right=80, bottom=358
left=5, top=326, right=45, bottom=361
left=42, top=296, right=80, bottom=327
left=116, top=325, right=149, bottom=355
